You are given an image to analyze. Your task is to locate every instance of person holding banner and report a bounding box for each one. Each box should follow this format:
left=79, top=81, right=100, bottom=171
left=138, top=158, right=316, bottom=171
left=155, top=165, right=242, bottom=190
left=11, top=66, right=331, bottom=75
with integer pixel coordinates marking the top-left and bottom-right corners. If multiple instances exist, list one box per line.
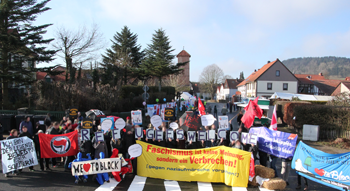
left=34, top=130, right=51, bottom=171
left=64, top=124, right=75, bottom=172
left=4, top=129, right=19, bottom=177
left=92, top=125, right=108, bottom=159
left=19, top=126, right=35, bottom=172
left=48, top=122, right=62, bottom=167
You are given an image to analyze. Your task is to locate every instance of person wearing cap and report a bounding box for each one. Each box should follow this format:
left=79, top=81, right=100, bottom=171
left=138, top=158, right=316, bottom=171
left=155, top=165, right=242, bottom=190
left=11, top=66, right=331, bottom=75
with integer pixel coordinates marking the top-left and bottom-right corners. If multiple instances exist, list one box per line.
left=19, top=116, right=33, bottom=137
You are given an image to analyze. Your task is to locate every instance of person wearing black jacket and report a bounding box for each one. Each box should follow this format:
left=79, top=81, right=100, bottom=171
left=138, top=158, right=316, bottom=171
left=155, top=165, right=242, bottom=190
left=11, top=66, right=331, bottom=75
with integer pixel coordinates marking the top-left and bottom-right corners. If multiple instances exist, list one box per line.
left=34, top=130, right=50, bottom=171
left=123, top=117, right=135, bottom=158
left=64, top=124, right=74, bottom=171
left=111, top=138, right=123, bottom=154
left=49, top=122, right=62, bottom=167
left=44, top=113, right=51, bottom=128
left=186, top=140, right=197, bottom=149
left=19, top=126, right=34, bottom=171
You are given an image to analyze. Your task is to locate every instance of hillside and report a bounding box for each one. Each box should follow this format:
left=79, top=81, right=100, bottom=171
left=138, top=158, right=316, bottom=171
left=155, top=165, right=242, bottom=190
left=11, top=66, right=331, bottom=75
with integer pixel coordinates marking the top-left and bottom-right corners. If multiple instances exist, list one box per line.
left=283, top=57, right=350, bottom=78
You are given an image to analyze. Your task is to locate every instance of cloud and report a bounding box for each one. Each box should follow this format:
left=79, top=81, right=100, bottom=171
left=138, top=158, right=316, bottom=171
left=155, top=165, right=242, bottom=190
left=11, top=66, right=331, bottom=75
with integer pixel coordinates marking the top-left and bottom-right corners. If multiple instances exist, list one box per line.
left=302, top=28, right=350, bottom=56
left=231, top=0, right=346, bottom=27
left=97, top=0, right=209, bottom=26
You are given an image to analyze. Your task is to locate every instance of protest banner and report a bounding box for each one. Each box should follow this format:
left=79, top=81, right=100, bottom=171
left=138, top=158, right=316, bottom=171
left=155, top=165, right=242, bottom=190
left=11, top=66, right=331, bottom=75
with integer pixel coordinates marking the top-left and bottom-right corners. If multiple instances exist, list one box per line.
left=161, top=108, right=165, bottom=121
left=153, top=105, right=160, bottom=115
left=201, top=115, right=216, bottom=126
left=100, top=118, right=113, bottom=133
left=182, top=112, right=201, bottom=131
left=147, top=105, right=154, bottom=117
left=69, top=107, right=78, bottom=121
left=114, top=118, right=125, bottom=130
left=1, top=137, right=38, bottom=174
left=71, top=158, right=121, bottom=176
left=112, top=129, right=121, bottom=139
left=292, top=141, right=350, bottom=190
left=218, top=116, right=228, bottom=129
left=164, top=108, right=175, bottom=121
left=80, top=129, right=90, bottom=141
left=136, top=140, right=251, bottom=187
left=128, top=144, right=142, bottom=158
left=131, top=110, right=142, bottom=125
left=39, top=131, right=79, bottom=158
left=249, top=127, right=298, bottom=159
left=169, top=122, right=179, bottom=130
left=82, top=119, right=93, bottom=129
left=151, top=115, right=162, bottom=129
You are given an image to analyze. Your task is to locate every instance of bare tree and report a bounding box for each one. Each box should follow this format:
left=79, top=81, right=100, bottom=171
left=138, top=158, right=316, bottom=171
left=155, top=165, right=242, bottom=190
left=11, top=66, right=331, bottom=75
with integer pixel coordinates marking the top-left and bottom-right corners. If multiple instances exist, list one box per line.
left=163, top=74, right=190, bottom=92
left=199, top=64, right=224, bottom=99
left=222, top=74, right=234, bottom=83
left=53, top=24, right=104, bottom=81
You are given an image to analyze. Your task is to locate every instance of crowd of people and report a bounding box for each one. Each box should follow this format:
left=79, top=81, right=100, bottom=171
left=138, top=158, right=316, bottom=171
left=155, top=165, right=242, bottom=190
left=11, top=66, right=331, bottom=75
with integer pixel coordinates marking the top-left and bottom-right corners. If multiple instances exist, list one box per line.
left=1, top=108, right=308, bottom=190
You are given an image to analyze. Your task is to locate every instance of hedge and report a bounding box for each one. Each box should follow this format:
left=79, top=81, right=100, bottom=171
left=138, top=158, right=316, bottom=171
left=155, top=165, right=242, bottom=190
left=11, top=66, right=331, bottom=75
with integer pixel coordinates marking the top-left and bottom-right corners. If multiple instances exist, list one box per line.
left=283, top=102, right=311, bottom=127
left=294, top=105, right=350, bottom=139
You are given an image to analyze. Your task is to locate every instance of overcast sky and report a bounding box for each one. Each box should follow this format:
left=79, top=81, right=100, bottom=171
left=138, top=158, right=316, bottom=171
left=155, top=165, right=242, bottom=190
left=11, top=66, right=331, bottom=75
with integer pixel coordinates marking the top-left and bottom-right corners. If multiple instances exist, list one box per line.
left=34, top=0, right=350, bottom=81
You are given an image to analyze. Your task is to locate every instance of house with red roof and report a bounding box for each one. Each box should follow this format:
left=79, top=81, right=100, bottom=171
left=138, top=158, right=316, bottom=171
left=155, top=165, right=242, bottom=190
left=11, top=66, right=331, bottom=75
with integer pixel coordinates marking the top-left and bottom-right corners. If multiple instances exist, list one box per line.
left=295, top=73, right=341, bottom=95
left=216, top=79, right=243, bottom=101
left=331, top=81, right=350, bottom=96
left=237, top=59, right=298, bottom=98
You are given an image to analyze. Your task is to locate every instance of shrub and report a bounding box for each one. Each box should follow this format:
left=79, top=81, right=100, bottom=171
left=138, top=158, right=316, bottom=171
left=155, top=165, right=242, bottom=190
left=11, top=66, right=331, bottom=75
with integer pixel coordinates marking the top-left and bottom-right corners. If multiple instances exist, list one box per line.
left=283, top=102, right=311, bottom=126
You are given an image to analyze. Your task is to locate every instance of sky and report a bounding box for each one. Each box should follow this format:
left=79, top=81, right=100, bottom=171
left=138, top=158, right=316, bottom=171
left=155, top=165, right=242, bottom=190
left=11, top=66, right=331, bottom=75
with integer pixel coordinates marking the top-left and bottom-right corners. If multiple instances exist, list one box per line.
left=34, top=0, right=350, bottom=82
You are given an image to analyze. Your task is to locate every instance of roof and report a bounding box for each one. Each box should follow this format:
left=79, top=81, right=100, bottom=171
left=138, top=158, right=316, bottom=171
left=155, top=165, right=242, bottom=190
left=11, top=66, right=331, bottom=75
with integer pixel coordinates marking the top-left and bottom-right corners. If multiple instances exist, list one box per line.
left=295, top=74, right=325, bottom=80
left=237, top=59, right=278, bottom=86
left=312, top=79, right=341, bottom=95
left=36, top=72, right=48, bottom=80
left=345, top=76, right=350, bottom=81
left=270, top=92, right=333, bottom=101
left=225, top=79, right=243, bottom=89
left=296, top=76, right=314, bottom=85
left=341, top=81, right=350, bottom=90
left=176, top=50, right=191, bottom=57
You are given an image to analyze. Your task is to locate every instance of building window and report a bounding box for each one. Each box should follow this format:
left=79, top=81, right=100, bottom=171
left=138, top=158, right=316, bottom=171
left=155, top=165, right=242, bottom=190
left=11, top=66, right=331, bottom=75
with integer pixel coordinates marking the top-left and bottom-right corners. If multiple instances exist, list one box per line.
left=276, top=70, right=280, bottom=77
left=283, top=83, right=288, bottom=90
left=267, top=83, right=272, bottom=90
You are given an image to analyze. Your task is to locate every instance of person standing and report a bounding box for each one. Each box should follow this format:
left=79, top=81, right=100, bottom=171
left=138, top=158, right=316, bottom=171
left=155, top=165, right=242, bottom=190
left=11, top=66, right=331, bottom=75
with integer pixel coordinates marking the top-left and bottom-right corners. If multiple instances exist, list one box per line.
left=77, top=112, right=83, bottom=122
left=214, top=105, right=218, bottom=118
left=48, top=122, right=62, bottom=167
left=237, top=111, right=243, bottom=126
left=4, top=129, right=19, bottom=177
left=19, top=116, right=33, bottom=137
left=19, top=126, right=35, bottom=172
left=34, top=130, right=50, bottom=171
left=270, top=155, right=278, bottom=177
left=63, top=124, right=75, bottom=172
left=44, top=113, right=51, bottom=128
left=281, top=157, right=292, bottom=185
left=92, top=125, right=108, bottom=159
left=229, top=101, right=233, bottom=113
left=296, top=174, right=308, bottom=190
left=0, top=122, right=3, bottom=141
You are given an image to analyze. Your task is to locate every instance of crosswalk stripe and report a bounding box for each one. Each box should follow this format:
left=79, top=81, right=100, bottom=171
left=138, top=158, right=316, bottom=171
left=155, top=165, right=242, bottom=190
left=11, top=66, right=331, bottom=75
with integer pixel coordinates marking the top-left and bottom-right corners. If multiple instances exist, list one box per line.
left=95, top=179, right=120, bottom=191
left=259, top=187, right=273, bottom=191
left=164, top=180, right=181, bottom=191
left=127, top=175, right=147, bottom=191
left=197, top=182, right=213, bottom=191
left=232, top=187, right=248, bottom=191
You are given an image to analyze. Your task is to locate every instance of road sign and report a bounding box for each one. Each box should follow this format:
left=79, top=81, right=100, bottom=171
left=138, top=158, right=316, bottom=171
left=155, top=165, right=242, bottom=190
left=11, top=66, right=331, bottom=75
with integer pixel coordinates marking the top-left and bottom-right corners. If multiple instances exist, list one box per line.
left=142, top=93, right=149, bottom=100
left=143, top=85, right=149, bottom=92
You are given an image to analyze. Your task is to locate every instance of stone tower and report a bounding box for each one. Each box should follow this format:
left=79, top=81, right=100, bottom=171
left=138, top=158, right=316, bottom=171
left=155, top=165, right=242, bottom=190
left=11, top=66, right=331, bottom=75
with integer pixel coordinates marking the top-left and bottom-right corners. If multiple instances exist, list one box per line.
left=176, top=50, right=191, bottom=86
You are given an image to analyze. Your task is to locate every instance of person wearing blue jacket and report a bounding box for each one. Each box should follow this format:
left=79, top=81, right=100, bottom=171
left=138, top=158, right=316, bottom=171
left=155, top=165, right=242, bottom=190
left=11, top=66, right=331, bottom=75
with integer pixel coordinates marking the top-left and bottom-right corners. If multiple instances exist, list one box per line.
left=19, top=116, right=33, bottom=137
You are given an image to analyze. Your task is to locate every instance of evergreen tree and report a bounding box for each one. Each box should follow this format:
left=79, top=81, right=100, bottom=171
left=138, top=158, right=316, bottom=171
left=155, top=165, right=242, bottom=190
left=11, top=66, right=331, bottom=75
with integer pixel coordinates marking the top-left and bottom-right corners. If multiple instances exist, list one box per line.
left=0, top=0, right=55, bottom=106
left=139, top=29, right=187, bottom=92
left=239, top=71, right=245, bottom=80
left=102, top=26, right=144, bottom=85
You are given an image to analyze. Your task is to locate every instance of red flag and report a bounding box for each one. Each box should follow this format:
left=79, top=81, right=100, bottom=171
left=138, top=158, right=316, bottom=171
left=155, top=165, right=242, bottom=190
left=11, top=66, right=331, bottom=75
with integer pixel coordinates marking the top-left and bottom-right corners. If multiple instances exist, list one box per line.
left=39, top=131, right=79, bottom=158
left=269, top=105, right=277, bottom=131
left=241, top=97, right=263, bottom=128
left=198, top=99, right=205, bottom=115
left=249, top=153, right=255, bottom=181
